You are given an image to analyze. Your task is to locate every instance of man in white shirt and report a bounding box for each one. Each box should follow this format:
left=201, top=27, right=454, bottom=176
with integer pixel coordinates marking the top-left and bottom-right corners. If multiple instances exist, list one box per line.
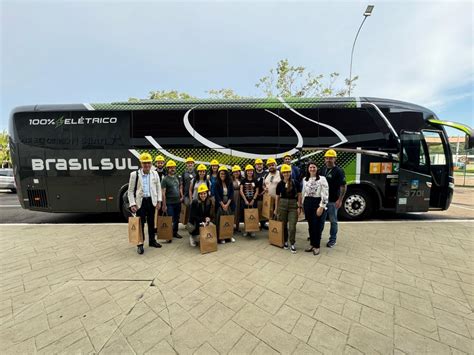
left=128, top=153, right=163, bottom=255
left=263, top=158, right=281, bottom=197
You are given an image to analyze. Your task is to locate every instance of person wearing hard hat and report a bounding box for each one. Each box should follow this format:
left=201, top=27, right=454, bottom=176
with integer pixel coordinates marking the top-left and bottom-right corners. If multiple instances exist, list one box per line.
left=161, top=160, right=183, bottom=241
left=188, top=184, right=214, bottom=247
left=240, top=164, right=260, bottom=237
left=254, top=158, right=267, bottom=230
left=320, top=149, right=346, bottom=248
left=214, top=166, right=236, bottom=244
left=128, top=152, right=163, bottom=254
left=231, top=165, right=243, bottom=232
left=154, top=155, right=167, bottom=181
left=180, top=157, right=195, bottom=207
left=274, top=164, right=302, bottom=254
left=189, top=164, right=210, bottom=201
left=208, top=159, right=220, bottom=197
left=283, top=153, right=301, bottom=182
left=263, top=158, right=281, bottom=197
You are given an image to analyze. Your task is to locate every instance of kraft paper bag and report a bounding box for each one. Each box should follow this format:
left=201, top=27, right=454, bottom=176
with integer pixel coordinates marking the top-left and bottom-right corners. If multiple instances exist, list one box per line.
left=261, top=194, right=275, bottom=220
left=219, top=214, right=234, bottom=240
left=244, top=208, right=260, bottom=232
left=268, top=218, right=284, bottom=247
left=179, top=203, right=190, bottom=225
left=128, top=216, right=144, bottom=245
left=157, top=214, right=173, bottom=241
left=257, top=201, right=263, bottom=220
left=200, top=223, right=218, bottom=254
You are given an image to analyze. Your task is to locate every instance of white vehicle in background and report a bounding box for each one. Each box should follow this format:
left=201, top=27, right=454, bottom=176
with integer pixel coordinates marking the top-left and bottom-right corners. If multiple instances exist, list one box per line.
left=0, top=168, right=16, bottom=192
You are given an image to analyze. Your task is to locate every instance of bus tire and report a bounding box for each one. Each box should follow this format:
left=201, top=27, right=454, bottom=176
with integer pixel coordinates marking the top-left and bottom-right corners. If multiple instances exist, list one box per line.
left=339, top=187, right=373, bottom=221
left=121, top=191, right=132, bottom=220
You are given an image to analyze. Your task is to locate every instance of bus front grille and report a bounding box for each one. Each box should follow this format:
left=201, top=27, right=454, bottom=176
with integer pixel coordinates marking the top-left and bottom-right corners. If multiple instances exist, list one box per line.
left=27, top=189, right=48, bottom=208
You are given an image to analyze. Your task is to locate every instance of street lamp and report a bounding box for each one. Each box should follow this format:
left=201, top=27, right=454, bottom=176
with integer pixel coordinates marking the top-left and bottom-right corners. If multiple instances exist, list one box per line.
left=348, top=5, right=374, bottom=97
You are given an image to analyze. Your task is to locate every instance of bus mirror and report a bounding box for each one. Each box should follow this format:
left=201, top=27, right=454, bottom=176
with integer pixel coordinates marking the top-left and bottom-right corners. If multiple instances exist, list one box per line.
left=466, top=134, right=474, bottom=150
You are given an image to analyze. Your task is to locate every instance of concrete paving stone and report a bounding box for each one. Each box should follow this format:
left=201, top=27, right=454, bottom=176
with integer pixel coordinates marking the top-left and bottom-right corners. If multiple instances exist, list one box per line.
left=144, top=339, right=177, bottom=355
left=87, top=318, right=118, bottom=352
left=308, top=321, right=347, bottom=354
left=176, top=289, right=208, bottom=312
left=343, top=345, right=364, bottom=354
left=244, top=284, right=266, bottom=303
left=328, top=280, right=361, bottom=301
left=358, top=293, right=394, bottom=314
left=208, top=320, right=246, bottom=354
left=399, top=292, right=435, bottom=318
left=271, top=304, right=301, bottom=333
left=431, top=293, right=472, bottom=317
left=318, top=292, right=347, bottom=315
left=254, top=289, right=286, bottom=315
left=172, top=277, right=202, bottom=298
left=432, top=281, right=467, bottom=301
left=81, top=300, right=123, bottom=331
left=339, top=270, right=364, bottom=288
left=434, top=308, right=471, bottom=339
left=258, top=323, right=300, bottom=354
left=36, top=328, right=89, bottom=355
left=171, top=318, right=210, bottom=352
left=342, top=300, right=362, bottom=323
left=229, top=279, right=257, bottom=298
left=394, top=325, right=451, bottom=354
left=189, top=297, right=217, bottom=319
left=361, top=281, right=384, bottom=299
left=232, top=303, right=272, bottom=335
left=438, top=327, right=473, bottom=354
left=251, top=340, right=280, bottom=354
left=314, top=306, right=351, bottom=335
left=126, top=315, right=171, bottom=353
left=0, top=313, right=49, bottom=349
left=383, top=287, right=401, bottom=306
left=218, top=290, right=247, bottom=312
left=198, top=301, right=235, bottom=333
left=291, top=313, right=316, bottom=343
left=359, top=305, right=394, bottom=337
left=193, top=341, right=219, bottom=355
left=100, top=329, right=135, bottom=354
left=347, top=323, right=394, bottom=354
left=395, top=306, right=439, bottom=340
left=62, top=335, right=96, bottom=354
left=285, top=289, right=320, bottom=317
left=199, top=278, right=233, bottom=297
left=120, top=304, right=157, bottom=337
left=35, top=317, right=83, bottom=350
left=229, top=331, right=260, bottom=354
left=159, top=302, right=192, bottom=329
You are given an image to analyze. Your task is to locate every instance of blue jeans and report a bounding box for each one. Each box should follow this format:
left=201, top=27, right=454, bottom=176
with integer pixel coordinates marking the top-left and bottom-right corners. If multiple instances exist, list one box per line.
left=321, top=202, right=338, bottom=243
left=166, top=203, right=181, bottom=234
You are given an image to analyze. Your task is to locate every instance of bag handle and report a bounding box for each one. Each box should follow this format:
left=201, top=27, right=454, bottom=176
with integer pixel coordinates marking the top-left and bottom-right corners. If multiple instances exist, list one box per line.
left=272, top=213, right=279, bottom=221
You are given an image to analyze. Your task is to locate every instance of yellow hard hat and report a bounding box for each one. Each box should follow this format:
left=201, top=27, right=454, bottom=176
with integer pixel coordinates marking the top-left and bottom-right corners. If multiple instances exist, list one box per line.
left=324, top=149, right=337, bottom=158
left=280, top=164, right=292, bottom=173
left=210, top=159, right=219, bottom=165
left=283, top=152, right=292, bottom=158
left=245, top=164, right=254, bottom=171
left=185, top=157, right=195, bottom=163
left=166, top=160, right=176, bottom=168
left=139, top=153, right=153, bottom=163
left=232, top=165, right=241, bottom=172
left=197, top=164, right=207, bottom=171
left=267, top=158, right=276, bottom=165
left=154, top=155, right=165, bottom=162
left=255, top=158, right=263, bottom=164
left=218, top=166, right=228, bottom=172
left=197, top=184, right=209, bottom=193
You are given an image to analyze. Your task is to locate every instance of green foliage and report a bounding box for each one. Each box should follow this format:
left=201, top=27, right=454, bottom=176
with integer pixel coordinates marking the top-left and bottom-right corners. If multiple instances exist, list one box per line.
left=0, top=130, right=11, bottom=167
left=256, top=59, right=357, bottom=98
left=148, top=90, right=196, bottom=100
left=206, top=88, right=241, bottom=99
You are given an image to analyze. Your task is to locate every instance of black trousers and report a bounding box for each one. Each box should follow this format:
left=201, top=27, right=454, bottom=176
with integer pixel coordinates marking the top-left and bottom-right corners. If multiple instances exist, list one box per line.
left=303, top=197, right=325, bottom=248
left=137, top=197, right=156, bottom=245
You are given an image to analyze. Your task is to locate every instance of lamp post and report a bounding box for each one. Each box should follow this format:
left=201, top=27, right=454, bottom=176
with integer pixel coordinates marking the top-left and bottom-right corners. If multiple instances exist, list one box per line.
left=348, top=5, right=374, bottom=97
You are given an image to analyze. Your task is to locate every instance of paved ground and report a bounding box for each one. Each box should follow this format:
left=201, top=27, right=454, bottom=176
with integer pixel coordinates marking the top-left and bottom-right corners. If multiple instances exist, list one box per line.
left=1, top=221, right=473, bottom=354
left=0, top=187, right=473, bottom=224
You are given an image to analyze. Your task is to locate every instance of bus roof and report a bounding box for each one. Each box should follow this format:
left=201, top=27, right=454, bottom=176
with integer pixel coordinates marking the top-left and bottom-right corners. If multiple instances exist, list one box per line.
left=11, top=97, right=434, bottom=115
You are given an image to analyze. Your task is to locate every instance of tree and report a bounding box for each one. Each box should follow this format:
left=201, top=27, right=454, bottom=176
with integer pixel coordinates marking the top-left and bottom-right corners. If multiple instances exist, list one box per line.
left=206, top=88, right=241, bottom=99
left=255, top=59, right=357, bottom=98
left=0, top=130, right=11, bottom=168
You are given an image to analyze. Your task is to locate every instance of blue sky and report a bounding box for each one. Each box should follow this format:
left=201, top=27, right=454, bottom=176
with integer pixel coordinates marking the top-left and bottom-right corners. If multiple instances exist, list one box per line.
left=1, top=0, right=472, bottom=136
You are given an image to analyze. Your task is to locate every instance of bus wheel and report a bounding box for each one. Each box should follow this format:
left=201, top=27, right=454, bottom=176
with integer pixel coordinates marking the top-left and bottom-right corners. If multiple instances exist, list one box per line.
left=340, top=188, right=373, bottom=220
left=121, top=192, right=132, bottom=220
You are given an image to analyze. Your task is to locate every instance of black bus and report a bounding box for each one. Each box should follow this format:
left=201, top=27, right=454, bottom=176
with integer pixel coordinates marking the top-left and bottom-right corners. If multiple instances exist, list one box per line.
left=9, top=97, right=473, bottom=220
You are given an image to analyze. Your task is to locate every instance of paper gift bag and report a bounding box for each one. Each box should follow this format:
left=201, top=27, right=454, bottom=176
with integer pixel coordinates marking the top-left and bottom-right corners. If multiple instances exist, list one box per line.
left=179, top=203, right=190, bottom=225
left=200, top=223, right=218, bottom=254
left=257, top=201, right=263, bottom=220
left=268, top=218, right=284, bottom=247
left=157, top=214, right=173, bottom=241
left=219, top=214, right=234, bottom=240
left=261, top=194, right=275, bottom=220
left=128, top=216, right=144, bottom=245
left=244, top=208, right=260, bottom=232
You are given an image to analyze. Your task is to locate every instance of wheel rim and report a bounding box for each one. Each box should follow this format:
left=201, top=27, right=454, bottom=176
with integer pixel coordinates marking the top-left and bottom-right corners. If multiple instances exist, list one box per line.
left=344, top=194, right=366, bottom=217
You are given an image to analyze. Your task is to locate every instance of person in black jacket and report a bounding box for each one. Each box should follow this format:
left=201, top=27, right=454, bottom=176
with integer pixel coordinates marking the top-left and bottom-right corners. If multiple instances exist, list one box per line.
left=188, top=184, right=214, bottom=247
left=214, top=166, right=235, bottom=244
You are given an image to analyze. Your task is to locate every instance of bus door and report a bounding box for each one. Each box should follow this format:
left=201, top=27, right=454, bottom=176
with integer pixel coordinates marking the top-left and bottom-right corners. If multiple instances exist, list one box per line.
left=396, top=131, right=432, bottom=213
left=421, top=130, right=451, bottom=209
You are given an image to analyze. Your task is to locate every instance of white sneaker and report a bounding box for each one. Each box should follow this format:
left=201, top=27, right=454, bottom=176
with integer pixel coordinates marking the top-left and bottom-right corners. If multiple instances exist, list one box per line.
left=250, top=233, right=256, bottom=237
left=290, top=244, right=296, bottom=254
left=189, top=236, right=196, bottom=247
left=231, top=237, right=236, bottom=243
left=220, top=240, right=226, bottom=244
left=243, top=232, right=248, bottom=237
